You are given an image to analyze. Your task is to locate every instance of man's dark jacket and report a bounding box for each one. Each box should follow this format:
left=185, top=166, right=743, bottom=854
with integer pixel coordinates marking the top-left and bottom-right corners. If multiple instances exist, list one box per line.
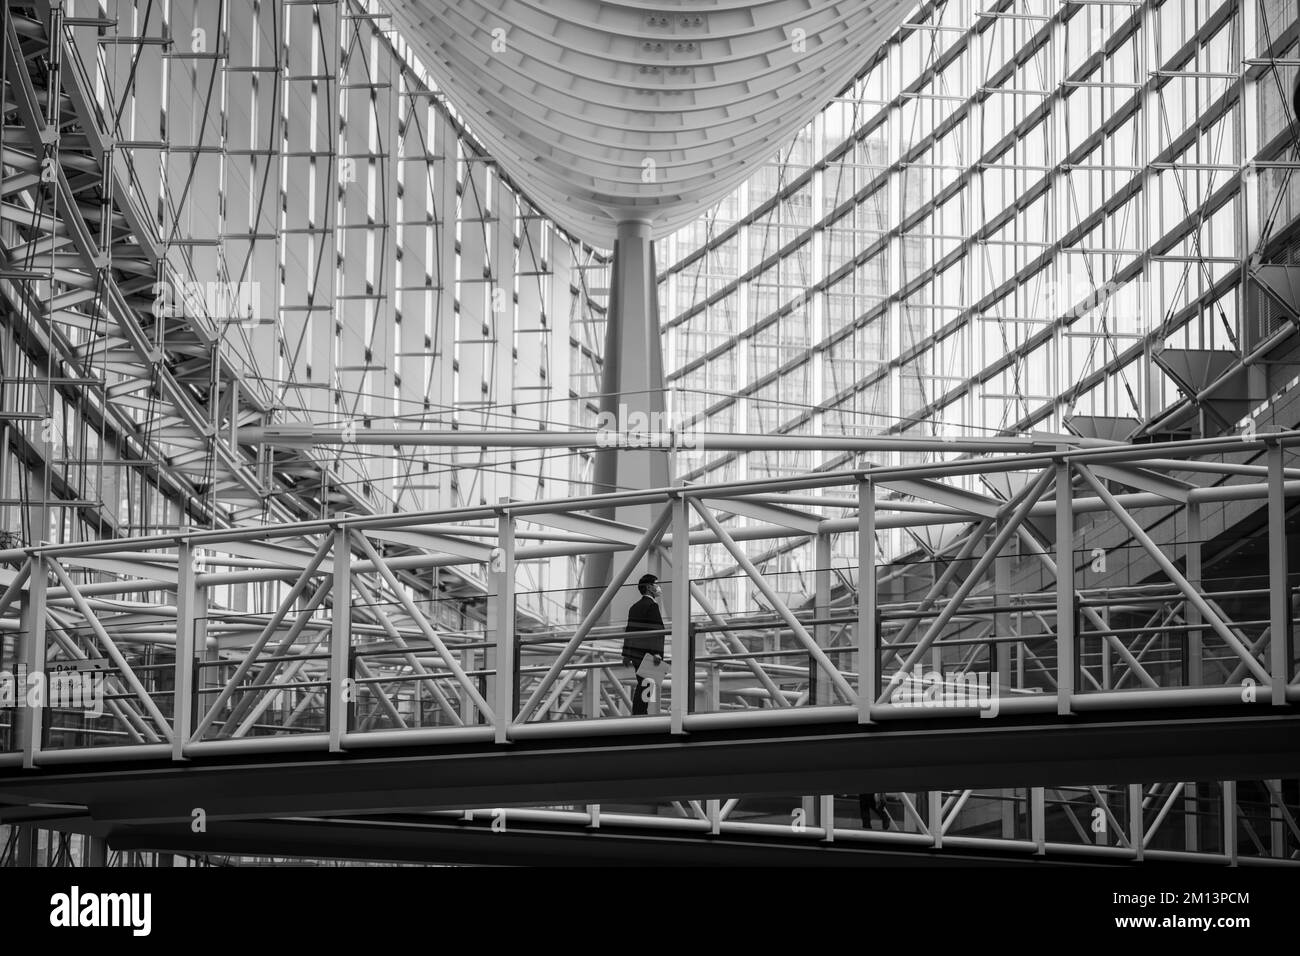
left=622, top=595, right=664, bottom=661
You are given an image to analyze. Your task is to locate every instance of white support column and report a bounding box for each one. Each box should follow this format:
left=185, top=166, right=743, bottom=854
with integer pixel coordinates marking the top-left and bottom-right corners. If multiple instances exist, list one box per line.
left=1129, top=783, right=1144, bottom=862
left=929, top=789, right=943, bottom=849
left=582, top=219, right=671, bottom=621
left=584, top=667, right=600, bottom=720
left=18, top=558, right=45, bottom=769
left=858, top=477, right=875, bottom=724
left=1031, top=787, right=1045, bottom=854
left=492, top=503, right=516, bottom=743
left=1269, top=778, right=1285, bottom=859
left=670, top=487, right=690, bottom=735
left=1267, top=442, right=1289, bottom=705
left=819, top=793, right=836, bottom=842
left=813, top=532, right=831, bottom=705
left=995, top=514, right=1011, bottom=690
left=1055, top=459, right=1074, bottom=714
left=1100, top=611, right=1112, bottom=690
left=329, top=528, right=350, bottom=753
left=1223, top=780, right=1238, bottom=866
left=173, top=542, right=197, bottom=760
left=1001, top=788, right=1016, bottom=841
left=1186, top=502, right=1203, bottom=687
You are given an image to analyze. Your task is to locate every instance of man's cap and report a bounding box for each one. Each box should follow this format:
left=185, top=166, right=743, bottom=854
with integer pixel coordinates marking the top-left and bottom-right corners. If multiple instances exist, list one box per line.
left=637, top=573, right=659, bottom=587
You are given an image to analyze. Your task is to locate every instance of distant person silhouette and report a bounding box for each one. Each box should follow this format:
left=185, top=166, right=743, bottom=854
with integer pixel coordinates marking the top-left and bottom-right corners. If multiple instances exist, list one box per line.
left=1293, top=74, right=1299, bottom=138
left=622, top=573, right=664, bottom=715
left=859, top=793, right=892, bottom=830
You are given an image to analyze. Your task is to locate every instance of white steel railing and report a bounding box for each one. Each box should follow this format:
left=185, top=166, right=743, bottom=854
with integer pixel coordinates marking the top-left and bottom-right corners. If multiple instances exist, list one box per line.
left=1, top=430, right=1298, bottom=766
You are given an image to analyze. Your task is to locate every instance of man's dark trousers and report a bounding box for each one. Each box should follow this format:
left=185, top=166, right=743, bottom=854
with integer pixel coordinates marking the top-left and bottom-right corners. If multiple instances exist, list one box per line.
left=627, top=652, right=652, bottom=715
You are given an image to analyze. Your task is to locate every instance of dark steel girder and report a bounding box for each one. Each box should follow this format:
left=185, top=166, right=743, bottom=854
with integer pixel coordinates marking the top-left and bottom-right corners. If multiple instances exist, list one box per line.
left=100, top=815, right=1117, bottom=867
left=0, top=706, right=1295, bottom=826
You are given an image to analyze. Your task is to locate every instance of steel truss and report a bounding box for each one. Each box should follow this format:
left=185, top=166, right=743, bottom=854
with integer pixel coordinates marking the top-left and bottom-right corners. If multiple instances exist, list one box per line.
left=1, top=429, right=1298, bottom=863
left=10, top=775, right=1298, bottom=866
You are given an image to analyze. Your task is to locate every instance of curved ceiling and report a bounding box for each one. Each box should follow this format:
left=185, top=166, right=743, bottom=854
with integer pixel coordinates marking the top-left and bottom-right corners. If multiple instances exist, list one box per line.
left=381, top=0, right=919, bottom=248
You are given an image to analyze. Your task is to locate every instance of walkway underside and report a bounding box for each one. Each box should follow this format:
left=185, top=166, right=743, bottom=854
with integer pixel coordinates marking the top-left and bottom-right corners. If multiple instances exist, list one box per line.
left=1, top=706, right=1296, bottom=825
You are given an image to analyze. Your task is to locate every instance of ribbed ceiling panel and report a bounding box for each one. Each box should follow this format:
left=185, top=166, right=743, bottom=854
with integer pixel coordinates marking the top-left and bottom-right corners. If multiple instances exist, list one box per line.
left=383, top=0, right=917, bottom=247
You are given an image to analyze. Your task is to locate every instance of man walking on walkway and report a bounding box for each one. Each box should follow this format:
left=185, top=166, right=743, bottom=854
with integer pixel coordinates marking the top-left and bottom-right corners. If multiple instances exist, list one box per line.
left=622, top=573, right=665, bottom=715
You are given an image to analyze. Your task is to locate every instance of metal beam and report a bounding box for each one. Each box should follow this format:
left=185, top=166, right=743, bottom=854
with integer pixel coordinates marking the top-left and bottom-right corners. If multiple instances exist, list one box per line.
left=1267, top=442, right=1291, bottom=705
left=691, top=499, right=856, bottom=704
left=1074, top=463, right=1271, bottom=686
left=515, top=505, right=672, bottom=724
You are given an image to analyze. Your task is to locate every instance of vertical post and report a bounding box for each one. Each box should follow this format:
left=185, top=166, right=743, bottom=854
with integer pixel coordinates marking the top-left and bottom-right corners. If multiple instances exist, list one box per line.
left=705, top=659, right=720, bottom=712
left=819, top=793, right=836, bottom=842
left=1186, top=502, right=1203, bottom=687
left=16, top=825, right=37, bottom=867
left=1031, top=787, right=1045, bottom=854
left=1269, top=779, right=1285, bottom=859
left=492, top=503, right=515, bottom=743
left=581, top=220, right=670, bottom=621
left=460, top=655, right=476, bottom=725
left=857, top=477, right=876, bottom=724
left=173, top=542, right=196, bottom=760
left=670, top=487, right=690, bottom=735
left=813, top=532, right=831, bottom=706
left=707, top=798, right=721, bottom=835
left=1129, top=783, right=1144, bottom=862
left=1267, top=442, right=1289, bottom=705
left=1055, top=459, right=1074, bottom=714
left=1223, top=780, right=1238, bottom=866
left=329, top=528, right=350, bottom=752
left=1101, top=608, right=1112, bottom=690
left=647, top=544, right=664, bottom=585
left=584, top=666, right=600, bottom=720
left=1184, top=782, right=1199, bottom=853
left=995, top=517, right=1011, bottom=691
left=85, top=834, right=108, bottom=867
left=929, top=789, right=943, bottom=849
left=195, top=544, right=217, bottom=739
left=1001, top=789, right=1016, bottom=841
left=18, top=557, right=46, bottom=769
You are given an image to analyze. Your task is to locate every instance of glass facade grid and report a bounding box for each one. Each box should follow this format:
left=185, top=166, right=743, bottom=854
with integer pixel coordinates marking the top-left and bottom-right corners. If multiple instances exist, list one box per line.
left=661, top=0, right=1300, bottom=583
